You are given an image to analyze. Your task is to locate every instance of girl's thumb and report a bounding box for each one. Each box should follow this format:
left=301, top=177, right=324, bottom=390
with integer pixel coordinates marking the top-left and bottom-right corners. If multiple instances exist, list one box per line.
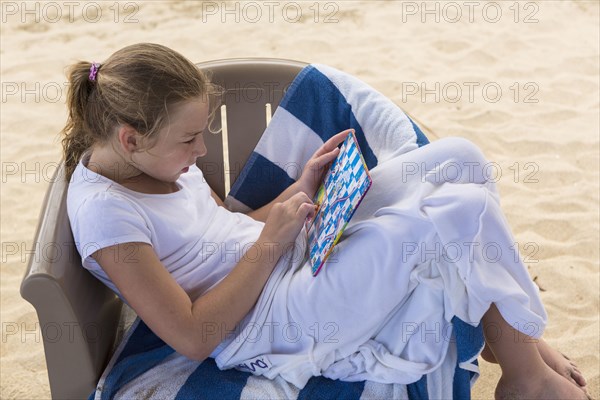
left=301, top=202, right=317, bottom=219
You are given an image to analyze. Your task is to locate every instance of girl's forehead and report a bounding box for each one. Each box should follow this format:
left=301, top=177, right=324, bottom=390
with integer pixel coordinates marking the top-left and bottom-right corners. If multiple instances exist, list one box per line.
left=173, top=96, right=209, bottom=113
left=169, top=99, right=209, bottom=122
left=159, top=99, right=209, bottom=139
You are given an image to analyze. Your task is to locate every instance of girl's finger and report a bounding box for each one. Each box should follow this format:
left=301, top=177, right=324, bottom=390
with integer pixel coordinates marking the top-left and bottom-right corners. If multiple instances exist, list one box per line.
left=296, top=202, right=315, bottom=219
left=292, top=191, right=312, bottom=206
left=312, top=147, right=339, bottom=168
left=306, top=203, right=318, bottom=220
left=313, top=130, right=352, bottom=157
left=327, top=129, right=352, bottom=145
left=324, top=130, right=352, bottom=150
left=305, top=152, right=335, bottom=175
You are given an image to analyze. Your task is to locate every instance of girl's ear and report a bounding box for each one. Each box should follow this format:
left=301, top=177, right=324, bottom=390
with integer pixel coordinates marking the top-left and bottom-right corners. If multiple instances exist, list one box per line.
left=116, top=124, right=140, bottom=154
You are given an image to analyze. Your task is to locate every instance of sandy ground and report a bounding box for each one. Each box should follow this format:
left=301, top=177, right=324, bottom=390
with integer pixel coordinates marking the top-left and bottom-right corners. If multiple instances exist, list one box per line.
left=1, top=1, right=598, bottom=398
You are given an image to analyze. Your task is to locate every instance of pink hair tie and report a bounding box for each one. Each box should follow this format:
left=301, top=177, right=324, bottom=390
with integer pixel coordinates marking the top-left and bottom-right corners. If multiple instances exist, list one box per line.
left=88, top=62, right=100, bottom=82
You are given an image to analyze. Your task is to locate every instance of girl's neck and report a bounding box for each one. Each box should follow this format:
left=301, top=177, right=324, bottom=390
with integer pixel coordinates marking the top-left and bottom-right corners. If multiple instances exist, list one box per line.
left=87, top=145, right=139, bottom=183
left=87, top=146, right=179, bottom=195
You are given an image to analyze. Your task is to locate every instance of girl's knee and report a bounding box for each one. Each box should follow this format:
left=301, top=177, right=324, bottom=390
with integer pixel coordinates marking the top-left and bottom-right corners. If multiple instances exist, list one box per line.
left=434, top=137, right=491, bottom=183
left=441, top=137, right=488, bottom=164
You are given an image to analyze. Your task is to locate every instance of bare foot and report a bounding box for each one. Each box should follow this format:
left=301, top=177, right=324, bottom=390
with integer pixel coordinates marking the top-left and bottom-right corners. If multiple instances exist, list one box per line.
left=482, top=339, right=588, bottom=391
left=495, top=365, right=589, bottom=400
left=537, top=338, right=587, bottom=389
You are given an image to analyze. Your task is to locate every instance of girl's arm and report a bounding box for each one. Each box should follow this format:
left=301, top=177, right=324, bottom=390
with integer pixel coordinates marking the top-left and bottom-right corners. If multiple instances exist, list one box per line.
left=92, top=192, right=316, bottom=362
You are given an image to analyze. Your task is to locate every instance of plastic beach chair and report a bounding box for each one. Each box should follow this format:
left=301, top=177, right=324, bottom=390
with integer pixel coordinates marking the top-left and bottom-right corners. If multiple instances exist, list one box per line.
left=20, top=58, right=308, bottom=400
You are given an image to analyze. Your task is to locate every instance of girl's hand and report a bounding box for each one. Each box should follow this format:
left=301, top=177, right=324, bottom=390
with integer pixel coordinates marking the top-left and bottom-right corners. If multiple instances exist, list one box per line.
left=297, top=129, right=353, bottom=198
left=259, top=192, right=317, bottom=255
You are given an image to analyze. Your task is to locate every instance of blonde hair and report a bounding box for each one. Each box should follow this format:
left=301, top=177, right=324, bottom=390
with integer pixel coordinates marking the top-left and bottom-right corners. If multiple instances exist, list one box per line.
left=61, top=43, right=221, bottom=180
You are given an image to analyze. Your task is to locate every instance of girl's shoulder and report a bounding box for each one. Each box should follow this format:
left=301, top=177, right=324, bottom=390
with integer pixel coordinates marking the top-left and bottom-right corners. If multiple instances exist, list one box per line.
left=66, top=160, right=143, bottom=220
left=66, top=163, right=154, bottom=267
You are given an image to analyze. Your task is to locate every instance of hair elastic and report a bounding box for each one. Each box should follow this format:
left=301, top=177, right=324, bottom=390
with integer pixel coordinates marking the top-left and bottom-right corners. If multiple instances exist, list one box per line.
left=88, top=62, right=100, bottom=82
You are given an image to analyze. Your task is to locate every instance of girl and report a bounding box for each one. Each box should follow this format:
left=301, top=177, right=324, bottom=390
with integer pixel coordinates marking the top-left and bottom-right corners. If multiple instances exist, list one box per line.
left=64, top=43, right=588, bottom=399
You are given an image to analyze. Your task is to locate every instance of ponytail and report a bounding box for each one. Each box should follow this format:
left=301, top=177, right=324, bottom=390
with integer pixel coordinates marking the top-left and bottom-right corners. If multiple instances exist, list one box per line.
left=61, top=61, right=97, bottom=180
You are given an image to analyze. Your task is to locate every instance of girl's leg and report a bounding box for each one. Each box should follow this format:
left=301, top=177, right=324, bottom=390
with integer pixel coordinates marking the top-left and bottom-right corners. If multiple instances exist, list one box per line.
left=482, top=304, right=589, bottom=399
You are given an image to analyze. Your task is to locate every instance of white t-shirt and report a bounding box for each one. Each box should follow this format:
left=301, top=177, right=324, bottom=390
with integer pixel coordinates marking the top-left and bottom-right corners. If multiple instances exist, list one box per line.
left=66, top=154, right=265, bottom=304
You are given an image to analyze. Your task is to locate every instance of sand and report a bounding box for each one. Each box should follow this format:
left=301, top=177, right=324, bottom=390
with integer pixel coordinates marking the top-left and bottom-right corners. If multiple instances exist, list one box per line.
left=1, top=1, right=598, bottom=398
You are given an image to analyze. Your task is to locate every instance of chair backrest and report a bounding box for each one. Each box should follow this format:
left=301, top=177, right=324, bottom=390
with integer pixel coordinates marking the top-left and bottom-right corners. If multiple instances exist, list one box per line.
left=20, top=58, right=307, bottom=400
left=196, top=58, right=307, bottom=199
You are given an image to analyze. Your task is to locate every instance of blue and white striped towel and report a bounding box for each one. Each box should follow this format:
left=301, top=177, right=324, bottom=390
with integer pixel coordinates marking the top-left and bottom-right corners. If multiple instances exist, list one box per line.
left=91, top=317, right=482, bottom=399
left=224, top=63, right=429, bottom=213
left=89, top=64, right=484, bottom=400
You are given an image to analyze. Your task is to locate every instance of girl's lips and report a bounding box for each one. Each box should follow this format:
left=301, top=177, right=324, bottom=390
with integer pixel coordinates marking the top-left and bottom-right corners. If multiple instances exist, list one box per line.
left=181, top=166, right=189, bottom=173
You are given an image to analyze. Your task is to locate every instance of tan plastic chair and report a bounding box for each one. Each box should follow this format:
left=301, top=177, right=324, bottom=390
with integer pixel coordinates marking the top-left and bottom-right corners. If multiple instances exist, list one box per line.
left=20, top=58, right=308, bottom=400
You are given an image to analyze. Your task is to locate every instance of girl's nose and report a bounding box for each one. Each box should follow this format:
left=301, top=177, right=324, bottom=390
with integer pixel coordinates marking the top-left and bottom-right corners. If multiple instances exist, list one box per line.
left=194, top=136, right=207, bottom=157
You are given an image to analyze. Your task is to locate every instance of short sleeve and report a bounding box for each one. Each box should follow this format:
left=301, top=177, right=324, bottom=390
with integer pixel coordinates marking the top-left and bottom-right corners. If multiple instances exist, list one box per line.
left=69, top=191, right=153, bottom=265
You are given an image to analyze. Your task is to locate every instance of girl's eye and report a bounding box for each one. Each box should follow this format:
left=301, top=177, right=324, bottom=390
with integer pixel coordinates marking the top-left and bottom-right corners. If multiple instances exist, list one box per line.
left=184, top=131, right=204, bottom=144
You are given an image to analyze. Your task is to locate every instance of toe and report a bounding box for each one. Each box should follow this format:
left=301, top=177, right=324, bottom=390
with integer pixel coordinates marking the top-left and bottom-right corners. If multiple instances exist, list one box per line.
left=571, top=368, right=587, bottom=388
